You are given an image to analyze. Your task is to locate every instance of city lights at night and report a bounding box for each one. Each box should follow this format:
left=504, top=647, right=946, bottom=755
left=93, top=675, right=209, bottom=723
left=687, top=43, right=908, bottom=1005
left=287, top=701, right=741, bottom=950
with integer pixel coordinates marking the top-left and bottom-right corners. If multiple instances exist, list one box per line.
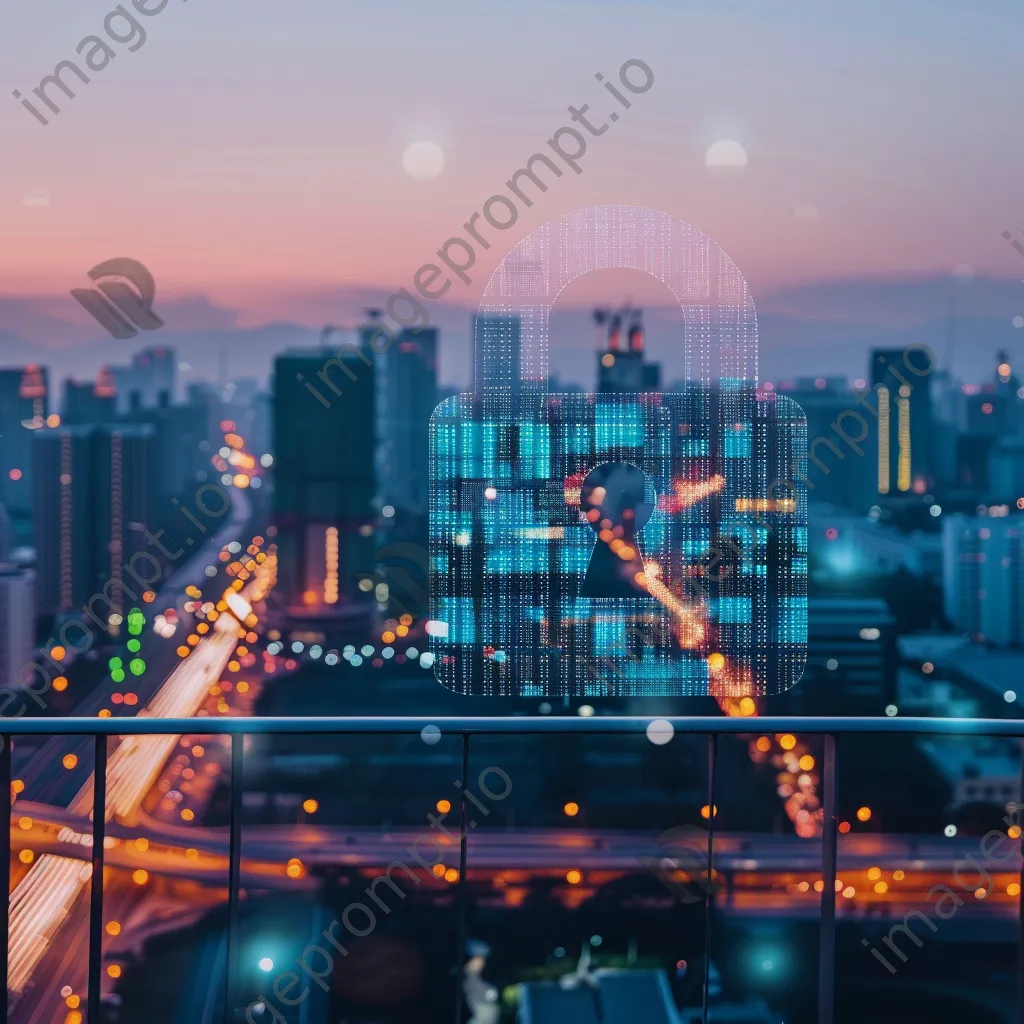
left=0, top=4, right=1020, bottom=1020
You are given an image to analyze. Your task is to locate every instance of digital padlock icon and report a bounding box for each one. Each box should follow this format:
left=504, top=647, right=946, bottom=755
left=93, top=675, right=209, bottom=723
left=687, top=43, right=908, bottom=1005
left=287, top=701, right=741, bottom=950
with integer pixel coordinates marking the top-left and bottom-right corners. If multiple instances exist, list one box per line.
left=429, top=205, right=808, bottom=697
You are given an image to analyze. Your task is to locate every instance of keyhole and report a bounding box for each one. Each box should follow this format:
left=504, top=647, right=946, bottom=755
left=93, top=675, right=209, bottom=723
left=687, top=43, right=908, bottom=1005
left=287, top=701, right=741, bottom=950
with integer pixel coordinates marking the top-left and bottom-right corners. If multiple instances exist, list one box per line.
left=580, top=462, right=654, bottom=598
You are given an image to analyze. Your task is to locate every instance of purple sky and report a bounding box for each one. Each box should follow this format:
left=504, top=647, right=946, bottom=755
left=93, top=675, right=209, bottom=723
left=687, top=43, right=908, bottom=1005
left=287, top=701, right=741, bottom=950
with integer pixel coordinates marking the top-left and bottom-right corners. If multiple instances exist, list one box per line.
left=1, top=0, right=1022, bottom=386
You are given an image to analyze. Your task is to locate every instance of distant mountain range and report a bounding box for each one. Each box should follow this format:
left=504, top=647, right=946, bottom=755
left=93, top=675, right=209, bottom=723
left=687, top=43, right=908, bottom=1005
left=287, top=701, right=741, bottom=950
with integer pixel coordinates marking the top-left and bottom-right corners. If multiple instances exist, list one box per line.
left=1, top=272, right=1020, bottom=393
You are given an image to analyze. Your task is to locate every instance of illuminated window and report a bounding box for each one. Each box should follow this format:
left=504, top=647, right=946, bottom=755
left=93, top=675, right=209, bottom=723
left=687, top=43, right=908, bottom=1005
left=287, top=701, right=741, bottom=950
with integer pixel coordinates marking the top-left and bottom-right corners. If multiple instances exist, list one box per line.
left=896, top=395, right=911, bottom=492
left=877, top=386, right=890, bottom=494
left=324, top=526, right=339, bottom=604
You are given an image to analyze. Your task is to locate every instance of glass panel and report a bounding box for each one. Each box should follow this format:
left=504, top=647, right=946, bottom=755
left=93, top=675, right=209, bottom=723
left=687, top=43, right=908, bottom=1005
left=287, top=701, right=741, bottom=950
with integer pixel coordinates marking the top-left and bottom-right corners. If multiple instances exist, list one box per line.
left=708, top=725, right=824, bottom=1023
left=8, top=730, right=98, bottom=1020
left=466, top=726, right=710, bottom=1023
left=232, top=729, right=468, bottom=1023
left=832, top=732, right=1019, bottom=1023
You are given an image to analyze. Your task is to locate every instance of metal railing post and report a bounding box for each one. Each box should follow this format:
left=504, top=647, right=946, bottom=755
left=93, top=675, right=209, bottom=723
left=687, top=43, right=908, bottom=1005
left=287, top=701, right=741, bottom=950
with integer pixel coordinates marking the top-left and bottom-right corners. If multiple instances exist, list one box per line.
left=454, top=733, right=471, bottom=1024
left=0, top=734, right=11, bottom=1021
left=1017, top=739, right=1024, bottom=1024
left=702, top=733, right=718, bottom=1024
left=818, top=734, right=838, bottom=1024
left=225, top=733, right=244, bottom=1024
left=87, top=734, right=108, bottom=1024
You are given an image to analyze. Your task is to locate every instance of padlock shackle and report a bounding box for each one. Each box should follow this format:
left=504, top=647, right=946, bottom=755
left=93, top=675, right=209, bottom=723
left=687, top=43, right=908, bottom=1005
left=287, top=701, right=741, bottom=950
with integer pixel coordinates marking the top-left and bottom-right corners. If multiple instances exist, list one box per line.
left=473, top=204, right=758, bottom=397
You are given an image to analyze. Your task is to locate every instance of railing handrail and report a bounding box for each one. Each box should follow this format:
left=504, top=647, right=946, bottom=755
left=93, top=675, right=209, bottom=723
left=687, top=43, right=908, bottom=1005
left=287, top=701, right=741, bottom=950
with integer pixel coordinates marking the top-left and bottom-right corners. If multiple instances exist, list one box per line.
left=6, top=713, right=1024, bottom=1024
left=1, top=715, right=1023, bottom=735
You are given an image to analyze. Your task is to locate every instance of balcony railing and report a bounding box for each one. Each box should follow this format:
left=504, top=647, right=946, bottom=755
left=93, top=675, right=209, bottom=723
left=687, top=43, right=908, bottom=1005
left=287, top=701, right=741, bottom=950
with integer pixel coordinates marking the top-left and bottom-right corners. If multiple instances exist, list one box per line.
left=2, top=715, right=1023, bottom=1024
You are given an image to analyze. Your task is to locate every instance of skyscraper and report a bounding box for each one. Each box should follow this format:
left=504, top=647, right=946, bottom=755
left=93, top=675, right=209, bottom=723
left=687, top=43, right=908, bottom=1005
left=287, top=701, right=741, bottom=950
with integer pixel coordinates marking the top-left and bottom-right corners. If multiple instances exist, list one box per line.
left=126, top=389, right=218, bottom=498
left=132, top=347, right=175, bottom=408
left=0, top=565, right=35, bottom=688
left=943, top=513, right=1024, bottom=646
left=272, top=345, right=376, bottom=618
left=801, top=595, right=896, bottom=712
left=473, top=313, right=521, bottom=403
left=0, top=366, right=48, bottom=546
left=62, top=373, right=117, bottom=426
left=869, top=347, right=934, bottom=496
left=32, top=424, right=158, bottom=624
left=32, top=427, right=95, bottom=616
left=91, top=425, right=160, bottom=615
left=379, top=327, right=438, bottom=514
left=111, top=347, right=176, bottom=414
left=595, top=307, right=661, bottom=394
left=776, top=378, right=872, bottom=512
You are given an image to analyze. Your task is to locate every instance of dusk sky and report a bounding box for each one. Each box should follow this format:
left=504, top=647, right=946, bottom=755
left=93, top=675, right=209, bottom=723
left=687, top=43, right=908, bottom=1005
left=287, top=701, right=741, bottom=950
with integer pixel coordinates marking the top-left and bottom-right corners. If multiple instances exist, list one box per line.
left=2, top=0, right=1023, bottom=385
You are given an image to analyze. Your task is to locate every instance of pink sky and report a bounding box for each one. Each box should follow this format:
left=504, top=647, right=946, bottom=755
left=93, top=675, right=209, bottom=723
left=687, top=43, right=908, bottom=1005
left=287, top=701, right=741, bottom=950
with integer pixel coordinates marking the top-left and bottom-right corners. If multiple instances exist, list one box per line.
left=1, top=0, right=1022, bottom=333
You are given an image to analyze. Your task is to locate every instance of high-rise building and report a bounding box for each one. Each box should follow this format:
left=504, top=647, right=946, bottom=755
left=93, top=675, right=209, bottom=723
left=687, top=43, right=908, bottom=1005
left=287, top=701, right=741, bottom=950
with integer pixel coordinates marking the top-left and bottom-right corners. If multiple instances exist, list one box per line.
left=595, top=307, right=661, bottom=394
left=379, top=327, right=438, bottom=514
left=869, top=347, right=934, bottom=496
left=32, top=427, right=95, bottom=616
left=0, top=366, right=48, bottom=545
left=473, top=313, right=521, bottom=404
left=0, top=565, right=35, bottom=687
left=111, top=347, right=176, bottom=414
left=272, top=347, right=376, bottom=617
left=91, top=425, right=160, bottom=610
left=776, top=378, right=872, bottom=512
left=127, top=390, right=217, bottom=498
left=943, top=513, right=1024, bottom=646
left=801, top=595, right=896, bottom=712
left=0, top=505, right=13, bottom=563
left=130, top=347, right=175, bottom=408
left=62, top=372, right=117, bottom=426
left=32, top=425, right=158, bottom=623
left=947, top=353, right=1024, bottom=499
left=991, top=440, right=1024, bottom=503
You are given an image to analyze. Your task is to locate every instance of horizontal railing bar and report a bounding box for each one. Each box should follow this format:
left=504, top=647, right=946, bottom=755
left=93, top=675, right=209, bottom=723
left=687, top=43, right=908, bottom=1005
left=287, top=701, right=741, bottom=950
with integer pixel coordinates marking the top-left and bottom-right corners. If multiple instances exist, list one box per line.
left=0, top=715, right=1023, bottom=736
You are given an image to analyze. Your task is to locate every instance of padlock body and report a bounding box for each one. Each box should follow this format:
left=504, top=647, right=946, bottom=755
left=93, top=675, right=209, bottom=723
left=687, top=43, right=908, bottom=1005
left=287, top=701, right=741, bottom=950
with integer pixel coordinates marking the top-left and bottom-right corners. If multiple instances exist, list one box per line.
left=428, top=385, right=807, bottom=697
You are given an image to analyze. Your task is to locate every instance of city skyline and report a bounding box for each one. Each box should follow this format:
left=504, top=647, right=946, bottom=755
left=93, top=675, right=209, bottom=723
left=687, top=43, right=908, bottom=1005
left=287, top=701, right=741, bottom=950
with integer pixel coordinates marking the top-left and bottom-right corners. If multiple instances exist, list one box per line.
left=2, top=272, right=1022, bottom=397
left=3, top=0, right=1024, bottom=388
left=2, top=1, right=1024, bottom=1018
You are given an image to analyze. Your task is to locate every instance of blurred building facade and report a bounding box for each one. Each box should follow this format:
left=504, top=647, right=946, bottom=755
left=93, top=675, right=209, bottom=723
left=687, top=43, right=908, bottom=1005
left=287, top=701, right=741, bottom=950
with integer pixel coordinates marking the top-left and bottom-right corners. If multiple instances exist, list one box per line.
left=943, top=512, right=1024, bottom=646
left=595, top=306, right=661, bottom=394
left=32, top=425, right=158, bottom=624
left=378, top=326, right=438, bottom=516
left=869, top=347, right=934, bottom=497
left=0, top=366, right=49, bottom=547
left=272, top=346, right=376, bottom=621
left=0, top=563, right=35, bottom=688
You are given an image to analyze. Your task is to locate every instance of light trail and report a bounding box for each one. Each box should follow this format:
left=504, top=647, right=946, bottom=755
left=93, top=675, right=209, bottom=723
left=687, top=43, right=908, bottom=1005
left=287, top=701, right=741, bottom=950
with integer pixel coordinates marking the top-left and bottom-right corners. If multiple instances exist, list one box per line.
left=6, top=555, right=276, bottom=995
left=636, top=561, right=708, bottom=650
left=656, top=474, right=725, bottom=514
left=93, top=625, right=240, bottom=821
left=8, top=855, right=91, bottom=994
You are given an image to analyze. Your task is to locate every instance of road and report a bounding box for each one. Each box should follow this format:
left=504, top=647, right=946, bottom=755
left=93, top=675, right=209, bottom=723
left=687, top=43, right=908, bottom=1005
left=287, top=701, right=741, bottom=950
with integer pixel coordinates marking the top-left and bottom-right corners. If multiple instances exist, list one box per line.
left=13, top=488, right=251, bottom=811
left=8, top=811, right=1024, bottom=874
left=9, top=810, right=1024, bottom=909
left=7, top=500, right=274, bottom=1021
